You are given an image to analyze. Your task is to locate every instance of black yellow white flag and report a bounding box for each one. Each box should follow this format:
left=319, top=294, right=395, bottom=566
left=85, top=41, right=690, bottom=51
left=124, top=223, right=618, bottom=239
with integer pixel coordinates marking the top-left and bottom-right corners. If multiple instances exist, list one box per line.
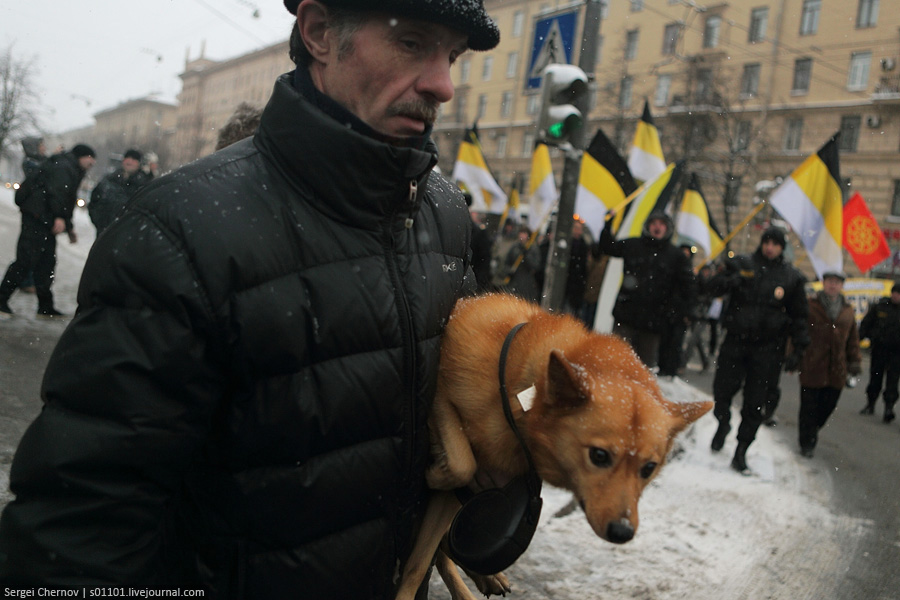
left=574, top=129, right=638, bottom=238
left=769, top=134, right=843, bottom=279
left=627, top=101, right=666, bottom=184
left=451, top=127, right=508, bottom=213
left=675, top=173, right=724, bottom=258
left=527, top=142, right=558, bottom=232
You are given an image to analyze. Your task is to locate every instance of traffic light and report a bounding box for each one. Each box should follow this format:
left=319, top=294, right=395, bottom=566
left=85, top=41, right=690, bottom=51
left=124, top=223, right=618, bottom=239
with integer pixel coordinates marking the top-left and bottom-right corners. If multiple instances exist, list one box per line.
left=537, top=64, right=589, bottom=145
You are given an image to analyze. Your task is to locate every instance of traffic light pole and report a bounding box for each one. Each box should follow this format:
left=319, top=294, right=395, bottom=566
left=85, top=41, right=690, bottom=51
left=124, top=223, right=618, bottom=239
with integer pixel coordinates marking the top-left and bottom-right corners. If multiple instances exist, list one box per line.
left=540, top=0, right=603, bottom=312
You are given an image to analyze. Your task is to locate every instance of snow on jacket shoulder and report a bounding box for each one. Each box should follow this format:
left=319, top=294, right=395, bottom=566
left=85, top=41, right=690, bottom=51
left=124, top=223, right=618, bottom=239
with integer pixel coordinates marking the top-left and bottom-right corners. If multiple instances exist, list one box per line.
left=0, top=74, right=474, bottom=598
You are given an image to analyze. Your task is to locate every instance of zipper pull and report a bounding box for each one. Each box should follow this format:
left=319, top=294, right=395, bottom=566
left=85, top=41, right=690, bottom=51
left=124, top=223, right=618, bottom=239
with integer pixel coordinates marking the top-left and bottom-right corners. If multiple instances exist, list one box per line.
left=405, top=180, right=418, bottom=228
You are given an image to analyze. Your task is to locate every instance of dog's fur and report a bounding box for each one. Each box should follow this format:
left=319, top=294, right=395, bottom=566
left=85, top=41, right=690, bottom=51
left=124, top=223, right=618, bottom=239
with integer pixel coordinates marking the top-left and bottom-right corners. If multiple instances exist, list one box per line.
left=395, top=294, right=712, bottom=599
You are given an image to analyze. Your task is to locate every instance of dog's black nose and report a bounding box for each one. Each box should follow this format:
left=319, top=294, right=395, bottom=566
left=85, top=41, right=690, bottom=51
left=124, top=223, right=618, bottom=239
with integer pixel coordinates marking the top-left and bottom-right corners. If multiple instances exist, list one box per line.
left=606, top=520, right=635, bottom=544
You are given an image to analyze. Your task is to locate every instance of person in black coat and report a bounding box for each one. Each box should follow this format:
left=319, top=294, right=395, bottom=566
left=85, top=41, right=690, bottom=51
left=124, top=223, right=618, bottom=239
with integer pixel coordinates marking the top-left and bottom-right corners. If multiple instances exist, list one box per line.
left=464, top=192, right=494, bottom=292
left=18, top=137, right=47, bottom=294
left=707, top=226, right=810, bottom=473
left=0, top=1, right=498, bottom=596
left=0, top=144, right=95, bottom=318
left=858, top=282, right=900, bottom=422
left=89, top=148, right=149, bottom=234
left=597, top=210, right=695, bottom=369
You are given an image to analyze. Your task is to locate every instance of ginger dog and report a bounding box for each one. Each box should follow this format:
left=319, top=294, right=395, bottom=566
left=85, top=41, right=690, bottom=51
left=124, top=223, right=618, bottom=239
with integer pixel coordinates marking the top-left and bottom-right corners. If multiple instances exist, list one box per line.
left=395, top=294, right=712, bottom=600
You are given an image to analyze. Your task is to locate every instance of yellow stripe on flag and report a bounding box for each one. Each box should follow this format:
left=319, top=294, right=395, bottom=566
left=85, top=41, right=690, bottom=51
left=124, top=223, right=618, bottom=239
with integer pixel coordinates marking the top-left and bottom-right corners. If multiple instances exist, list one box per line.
left=618, top=163, right=675, bottom=239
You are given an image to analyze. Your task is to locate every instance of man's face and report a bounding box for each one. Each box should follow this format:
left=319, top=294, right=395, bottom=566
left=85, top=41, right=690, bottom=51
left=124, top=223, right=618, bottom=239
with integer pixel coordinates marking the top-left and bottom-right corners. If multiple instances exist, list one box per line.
left=122, top=157, right=141, bottom=175
left=822, top=276, right=844, bottom=296
left=891, top=290, right=900, bottom=304
left=315, top=13, right=467, bottom=137
left=761, top=239, right=783, bottom=259
left=647, top=218, right=667, bottom=240
left=78, top=156, right=96, bottom=171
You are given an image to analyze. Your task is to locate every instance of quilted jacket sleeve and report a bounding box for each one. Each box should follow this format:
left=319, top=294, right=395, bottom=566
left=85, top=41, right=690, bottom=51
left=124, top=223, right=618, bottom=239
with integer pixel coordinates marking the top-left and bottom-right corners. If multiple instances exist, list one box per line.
left=0, top=205, right=226, bottom=586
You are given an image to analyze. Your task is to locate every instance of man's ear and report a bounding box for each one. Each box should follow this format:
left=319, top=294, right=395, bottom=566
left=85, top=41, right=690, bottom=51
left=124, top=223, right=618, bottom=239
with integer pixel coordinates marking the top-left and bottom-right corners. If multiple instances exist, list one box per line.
left=297, top=0, right=332, bottom=62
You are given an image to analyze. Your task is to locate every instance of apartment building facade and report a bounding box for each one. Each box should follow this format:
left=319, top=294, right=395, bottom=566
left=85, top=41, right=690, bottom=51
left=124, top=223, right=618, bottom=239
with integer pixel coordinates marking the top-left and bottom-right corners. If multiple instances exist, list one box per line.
left=434, top=0, right=900, bottom=277
left=171, top=42, right=293, bottom=166
left=92, top=97, right=177, bottom=177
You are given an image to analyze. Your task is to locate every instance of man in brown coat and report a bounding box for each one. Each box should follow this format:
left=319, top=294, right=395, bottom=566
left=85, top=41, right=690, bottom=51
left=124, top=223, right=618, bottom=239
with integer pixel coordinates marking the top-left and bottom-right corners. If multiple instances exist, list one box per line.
left=795, top=271, right=861, bottom=457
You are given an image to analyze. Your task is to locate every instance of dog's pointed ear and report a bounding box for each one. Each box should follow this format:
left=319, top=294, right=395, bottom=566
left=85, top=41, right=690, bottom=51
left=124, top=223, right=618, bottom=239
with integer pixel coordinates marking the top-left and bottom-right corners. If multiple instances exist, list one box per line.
left=546, top=349, right=589, bottom=410
left=664, top=398, right=713, bottom=433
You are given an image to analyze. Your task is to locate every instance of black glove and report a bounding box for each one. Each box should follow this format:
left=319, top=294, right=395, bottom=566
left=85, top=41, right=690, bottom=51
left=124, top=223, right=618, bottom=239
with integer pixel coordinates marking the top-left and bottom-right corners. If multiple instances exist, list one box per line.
left=783, top=352, right=802, bottom=373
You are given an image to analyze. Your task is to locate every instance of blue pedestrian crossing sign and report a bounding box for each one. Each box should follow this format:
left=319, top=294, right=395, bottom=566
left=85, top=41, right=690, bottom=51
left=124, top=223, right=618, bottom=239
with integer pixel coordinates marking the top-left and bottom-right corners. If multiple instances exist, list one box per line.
left=527, top=10, right=579, bottom=90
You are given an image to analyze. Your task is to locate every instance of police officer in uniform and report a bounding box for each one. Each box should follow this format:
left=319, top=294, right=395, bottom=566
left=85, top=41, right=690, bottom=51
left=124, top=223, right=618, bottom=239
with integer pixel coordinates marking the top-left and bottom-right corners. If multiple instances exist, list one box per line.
left=707, top=226, right=810, bottom=473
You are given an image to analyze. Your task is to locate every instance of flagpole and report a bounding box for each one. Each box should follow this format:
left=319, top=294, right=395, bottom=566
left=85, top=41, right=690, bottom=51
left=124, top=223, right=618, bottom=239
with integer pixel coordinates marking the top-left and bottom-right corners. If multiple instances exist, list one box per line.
left=601, top=178, right=652, bottom=236
left=694, top=200, right=768, bottom=271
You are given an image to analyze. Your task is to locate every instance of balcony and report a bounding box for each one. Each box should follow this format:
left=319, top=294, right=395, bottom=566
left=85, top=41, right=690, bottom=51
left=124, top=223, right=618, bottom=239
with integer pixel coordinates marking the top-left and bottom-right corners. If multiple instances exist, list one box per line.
left=872, top=74, right=900, bottom=104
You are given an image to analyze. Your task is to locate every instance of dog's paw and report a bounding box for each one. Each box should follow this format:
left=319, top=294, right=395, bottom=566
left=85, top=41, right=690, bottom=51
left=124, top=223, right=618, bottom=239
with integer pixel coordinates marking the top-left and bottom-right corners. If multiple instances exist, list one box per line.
left=470, top=571, right=511, bottom=597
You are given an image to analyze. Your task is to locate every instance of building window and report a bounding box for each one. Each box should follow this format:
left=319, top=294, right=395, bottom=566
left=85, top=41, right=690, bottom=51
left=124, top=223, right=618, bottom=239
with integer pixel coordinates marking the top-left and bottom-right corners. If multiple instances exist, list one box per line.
left=595, top=34, right=604, bottom=65
left=496, top=134, right=508, bottom=158
left=625, top=30, right=639, bottom=61
left=600, top=0, right=609, bottom=19
left=847, top=51, right=871, bottom=91
left=506, top=52, right=519, bottom=79
left=856, top=0, right=879, bottom=28
left=630, top=0, right=643, bottom=11
left=735, top=121, right=752, bottom=152
left=663, top=23, right=680, bottom=55
left=695, top=69, right=713, bottom=102
left=792, top=58, right=812, bottom=94
left=800, top=0, right=821, bottom=35
left=619, top=76, right=633, bottom=109
left=784, top=118, right=803, bottom=151
left=703, top=16, right=721, bottom=49
left=839, top=115, right=862, bottom=152
left=740, top=63, right=761, bottom=96
left=749, top=7, right=768, bottom=43
left=477, top=93, right=488, bottom=120
left=500, top=91, right=513, bottom=117
left=512, top=10, right=525, bottom=37
left=522, top=132, right=536, bottom=157
left=456, top=94, right=467, bottom=122
left=654, top=74, right=672, bottom=107
left=459, top=58, right=471, bottom=84
left=840, top=178, right=853, bottom=203
left=891, top=180, right=900, bottom=217
left=482, top=56, right=493, bottom=81
left=526, top=95, right=539, bottom=116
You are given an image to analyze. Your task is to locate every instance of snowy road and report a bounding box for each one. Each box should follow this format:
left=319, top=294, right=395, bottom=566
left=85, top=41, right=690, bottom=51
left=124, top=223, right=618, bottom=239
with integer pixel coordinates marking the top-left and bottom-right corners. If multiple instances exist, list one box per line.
left=0, top=188, right=892, bottom=598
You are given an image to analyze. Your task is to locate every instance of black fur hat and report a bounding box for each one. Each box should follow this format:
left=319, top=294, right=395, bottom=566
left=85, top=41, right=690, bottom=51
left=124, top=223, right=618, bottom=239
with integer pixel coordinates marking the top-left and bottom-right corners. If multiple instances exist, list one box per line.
left=283, top=0, right=500, bottom=51
left=760, top=226, right=786, bottom=248
left=123, top=148, right=143, bottom=162
left=71, top=144, right=96, bottom=159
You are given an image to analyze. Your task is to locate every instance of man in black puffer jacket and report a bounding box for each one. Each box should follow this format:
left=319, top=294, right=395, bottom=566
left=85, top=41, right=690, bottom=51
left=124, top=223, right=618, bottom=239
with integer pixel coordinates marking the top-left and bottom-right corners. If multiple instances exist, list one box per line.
left=598, top=210, right=695, bottom=369
left=0, top=1, right=500, bottom=597
left=707, top=226, right=810, bottom=474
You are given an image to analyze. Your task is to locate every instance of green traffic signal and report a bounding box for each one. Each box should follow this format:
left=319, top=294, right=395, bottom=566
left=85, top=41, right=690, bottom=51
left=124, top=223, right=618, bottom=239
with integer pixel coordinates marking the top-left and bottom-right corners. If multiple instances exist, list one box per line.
left=548, top=122, right=565, bottom=139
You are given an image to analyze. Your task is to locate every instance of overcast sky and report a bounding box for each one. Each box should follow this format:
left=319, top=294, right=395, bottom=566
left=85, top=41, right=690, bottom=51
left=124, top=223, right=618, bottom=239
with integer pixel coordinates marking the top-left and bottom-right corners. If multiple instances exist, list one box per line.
left=1, top=0, right=295, bottom=134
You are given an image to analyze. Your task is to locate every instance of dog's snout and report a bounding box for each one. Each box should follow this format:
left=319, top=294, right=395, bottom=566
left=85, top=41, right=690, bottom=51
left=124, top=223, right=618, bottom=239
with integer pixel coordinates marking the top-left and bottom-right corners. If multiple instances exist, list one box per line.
left=606, top=519, right=635, bottom=544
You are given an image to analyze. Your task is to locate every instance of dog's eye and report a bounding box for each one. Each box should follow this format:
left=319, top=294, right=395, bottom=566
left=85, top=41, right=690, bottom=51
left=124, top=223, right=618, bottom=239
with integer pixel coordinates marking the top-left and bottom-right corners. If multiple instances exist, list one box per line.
left=640, top=462, right=658, bottom=479
left=589, top=447, right=611, bottom=467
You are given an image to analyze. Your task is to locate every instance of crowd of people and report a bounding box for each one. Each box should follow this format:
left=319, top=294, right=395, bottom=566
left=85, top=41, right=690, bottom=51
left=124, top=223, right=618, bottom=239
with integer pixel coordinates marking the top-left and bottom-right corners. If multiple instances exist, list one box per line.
left=470, top=210, right=899, bottom=474
left=0, top=0, right=898, bottom=593
left=0, top=140, right=159, bottom=320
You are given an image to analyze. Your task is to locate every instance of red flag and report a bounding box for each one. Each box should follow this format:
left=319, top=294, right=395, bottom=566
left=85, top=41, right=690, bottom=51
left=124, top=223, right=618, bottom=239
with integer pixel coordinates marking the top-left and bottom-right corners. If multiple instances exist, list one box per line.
left=842, top=192, right=890, bottom=273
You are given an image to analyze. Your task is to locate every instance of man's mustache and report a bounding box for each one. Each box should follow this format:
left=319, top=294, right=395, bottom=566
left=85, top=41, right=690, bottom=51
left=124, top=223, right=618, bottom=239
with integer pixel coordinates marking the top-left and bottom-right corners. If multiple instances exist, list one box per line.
left=387, top=100, right=439, bottom=125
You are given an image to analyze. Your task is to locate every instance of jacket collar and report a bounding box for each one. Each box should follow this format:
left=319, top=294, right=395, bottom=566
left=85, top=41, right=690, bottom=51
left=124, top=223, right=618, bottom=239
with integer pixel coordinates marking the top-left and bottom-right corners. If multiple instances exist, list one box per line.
left=254, top=73, right=437, bottom=229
